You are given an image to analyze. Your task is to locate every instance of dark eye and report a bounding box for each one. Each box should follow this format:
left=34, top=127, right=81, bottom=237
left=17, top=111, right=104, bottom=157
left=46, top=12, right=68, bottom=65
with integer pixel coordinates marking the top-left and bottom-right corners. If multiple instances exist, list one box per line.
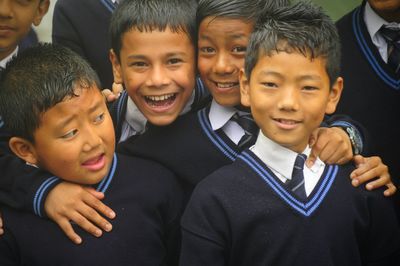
left=303, top=86, right=318, bottom=91
left=263, top=82, right=278, bottom=88
left=199, top=47, right=215, bottom=54
left=168, top=58, right=183, bottom=65
left=94, top=113, right=105, bottom=123
left=61, top=129, right=78, bottom=139
left=130, top=61, right=148, bottom=67
left=232, top=46, right=246, bottom=53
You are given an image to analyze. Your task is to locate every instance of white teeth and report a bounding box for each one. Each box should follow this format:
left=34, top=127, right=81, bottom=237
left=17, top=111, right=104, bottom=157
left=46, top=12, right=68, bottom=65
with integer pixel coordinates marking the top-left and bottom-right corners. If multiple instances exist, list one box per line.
left=217, top=83, right=236, bottom=88
left=146, top=93, right=175, bottom=101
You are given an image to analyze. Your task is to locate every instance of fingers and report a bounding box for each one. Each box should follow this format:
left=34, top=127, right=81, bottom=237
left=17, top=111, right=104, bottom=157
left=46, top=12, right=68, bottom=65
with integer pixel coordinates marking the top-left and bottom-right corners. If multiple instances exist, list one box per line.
left=44, top=182, right=115, bottom=244
left=350, top=156, right=396, bottom=197
left=85, top=187, right=105, bottom=200
left=56, top=217, right=83, bottom=244
left=102, top=89, right=117, bottom=102
left=112, top=82, right=123, bottom=95
left=384, top=183, right=397, bottom=197
left=308, top=127, right=353, bottom=167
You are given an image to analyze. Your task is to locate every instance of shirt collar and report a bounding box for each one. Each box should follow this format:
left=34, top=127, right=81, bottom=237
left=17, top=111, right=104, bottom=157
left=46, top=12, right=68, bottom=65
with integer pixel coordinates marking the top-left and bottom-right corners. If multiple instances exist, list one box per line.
left=125, top=97, right=147, bottom=134
left=209, top=99, right=237, bottom=130
left=364, top=2, right=400, bottom=39
left=0, top=47, right=18, bottom=69
left=95, top=153, right=117, bottom=194
left=251, top=131, right=324, bottom=180
left=181, top=89, right=195, bottom=115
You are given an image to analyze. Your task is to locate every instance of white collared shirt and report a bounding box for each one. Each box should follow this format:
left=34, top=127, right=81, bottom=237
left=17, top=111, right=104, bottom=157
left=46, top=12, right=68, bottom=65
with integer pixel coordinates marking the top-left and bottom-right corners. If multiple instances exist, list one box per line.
left=250, top=131, right=325, bottom=196
left=0, top=47, right=18, bottom=69
left=119, top=88, right=196, bottom=143
left=364, top=2, right=400, bottom=63
left=208, top=100, right=246, bottom=144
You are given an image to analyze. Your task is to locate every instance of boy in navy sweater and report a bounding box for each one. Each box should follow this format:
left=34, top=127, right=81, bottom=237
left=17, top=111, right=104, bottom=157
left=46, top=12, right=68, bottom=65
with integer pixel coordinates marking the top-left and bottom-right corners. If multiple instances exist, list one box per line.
left=0, top=43, right=183, bottom=265
left=180, top=2, right=400, bottom=265
left=0, top=0, right=208, bottom=243
left=118, top=0, right=395, bottom=198
left=335, top=0, right=400, bottom=182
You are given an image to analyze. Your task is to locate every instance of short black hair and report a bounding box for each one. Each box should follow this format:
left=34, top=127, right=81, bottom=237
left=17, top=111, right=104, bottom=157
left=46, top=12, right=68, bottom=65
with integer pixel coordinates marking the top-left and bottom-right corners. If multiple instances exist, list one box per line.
left=245, top=1, right=341, bottom=86
left=197, top=0, right=290, bottom=26
left=0, top=43, right=101, bottom=143
left=110, top=0, right=197, bottom=58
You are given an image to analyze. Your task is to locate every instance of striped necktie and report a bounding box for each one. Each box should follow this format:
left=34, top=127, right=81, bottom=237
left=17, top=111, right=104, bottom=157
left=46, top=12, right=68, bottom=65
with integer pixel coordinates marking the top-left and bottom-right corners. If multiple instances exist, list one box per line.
left=287, top=154, right=307, bottom=200
left=230, top=112, right=258, bottom=149
left=379, top=25, right=400, bottom=74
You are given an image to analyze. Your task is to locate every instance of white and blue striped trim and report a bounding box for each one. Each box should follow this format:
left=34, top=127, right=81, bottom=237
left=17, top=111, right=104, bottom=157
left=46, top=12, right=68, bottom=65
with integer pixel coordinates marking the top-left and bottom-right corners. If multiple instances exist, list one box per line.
left=352, top=7, right=400, bottom=90
left=33, top=176, right=60, bottom=217
left=197, top=108, right=238, bottom=161
left=32, top=153, right=118, bottom=217
left=0, top=115, right=4, bottom=128
left=100, top=0, right=117, bottom=12
left=195, top=77, right=207, bottom=101
left=96, top=153, right=117, bottom=194
left=239, top=151, right=338, bottom=217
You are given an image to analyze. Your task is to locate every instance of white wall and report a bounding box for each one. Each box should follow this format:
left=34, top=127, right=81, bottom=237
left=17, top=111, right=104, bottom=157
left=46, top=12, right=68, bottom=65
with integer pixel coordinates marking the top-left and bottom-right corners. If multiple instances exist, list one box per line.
left=34, top=0, right=57, bottom=42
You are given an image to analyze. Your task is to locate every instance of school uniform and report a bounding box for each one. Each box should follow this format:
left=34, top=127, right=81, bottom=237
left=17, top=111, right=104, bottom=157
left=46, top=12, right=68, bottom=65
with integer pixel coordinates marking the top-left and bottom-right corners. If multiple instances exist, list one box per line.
left=117, top=100, right=363, bottom=196
left=0, top=76, right=208, bottom=215
left=0, top=153, right=183, bottom=266
left=335, top=1, right=400, bottom=179
left=52, top=0, right=117, bottom=89
left=180, top=133, right=400, bottom=266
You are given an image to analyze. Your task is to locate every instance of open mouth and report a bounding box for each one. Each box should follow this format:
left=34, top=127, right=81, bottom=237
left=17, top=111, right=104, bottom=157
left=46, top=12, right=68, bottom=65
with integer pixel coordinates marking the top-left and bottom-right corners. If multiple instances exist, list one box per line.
left=82, top=154, right=106, bottom=171
left=214, top=82, right=239, bottom=91
left=144, top=93, right=177, bottom=107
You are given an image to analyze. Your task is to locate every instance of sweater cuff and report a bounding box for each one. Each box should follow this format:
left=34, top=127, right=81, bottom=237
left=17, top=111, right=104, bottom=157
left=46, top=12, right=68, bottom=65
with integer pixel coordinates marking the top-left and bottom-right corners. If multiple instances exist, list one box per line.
left=30, top=176, right=62, bottom=218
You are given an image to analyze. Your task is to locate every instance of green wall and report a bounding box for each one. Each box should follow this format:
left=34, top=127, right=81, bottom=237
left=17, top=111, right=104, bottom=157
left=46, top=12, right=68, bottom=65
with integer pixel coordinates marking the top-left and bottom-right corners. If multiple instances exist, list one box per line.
left=310, top=0, right=361, bottom=21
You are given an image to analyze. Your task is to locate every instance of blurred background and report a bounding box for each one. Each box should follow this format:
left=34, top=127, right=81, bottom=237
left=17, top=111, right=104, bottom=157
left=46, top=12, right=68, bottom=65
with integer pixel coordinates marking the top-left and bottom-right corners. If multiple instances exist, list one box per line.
left=34, top=0, right=362, bottom=43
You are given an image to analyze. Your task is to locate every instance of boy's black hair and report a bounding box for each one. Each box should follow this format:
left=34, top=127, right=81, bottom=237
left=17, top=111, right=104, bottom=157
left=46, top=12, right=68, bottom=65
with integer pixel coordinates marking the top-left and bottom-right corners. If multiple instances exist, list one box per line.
left=245, top=1, right=341, bottom=86
left=0, top=43, right=101, bottom=143
left=110, top=0, right=198, bottom=58
left=197, top=0, right=290, bottom=26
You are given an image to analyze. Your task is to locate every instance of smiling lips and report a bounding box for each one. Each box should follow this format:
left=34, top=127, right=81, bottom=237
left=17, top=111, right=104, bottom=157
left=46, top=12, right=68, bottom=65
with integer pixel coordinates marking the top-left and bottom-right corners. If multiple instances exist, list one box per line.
left=215, top=82, right=239, bottom=91
left=82, top=154, right=106, bottom=171
left=274, top=118, right=301, bottom=130
left=144, top=92, right=177, bottom=109
left=0, top=26, right=14, bottom=37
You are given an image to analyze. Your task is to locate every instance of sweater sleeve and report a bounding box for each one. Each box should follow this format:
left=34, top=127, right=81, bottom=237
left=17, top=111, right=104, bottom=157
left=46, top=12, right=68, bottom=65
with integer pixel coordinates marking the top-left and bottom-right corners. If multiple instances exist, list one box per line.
left=0, top=153, right=61, bottom=216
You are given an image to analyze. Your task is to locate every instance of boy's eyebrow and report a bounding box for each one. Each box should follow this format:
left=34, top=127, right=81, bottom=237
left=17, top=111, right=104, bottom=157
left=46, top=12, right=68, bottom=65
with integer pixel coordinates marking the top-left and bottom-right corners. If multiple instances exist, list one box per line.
left=259, top=70, right=323, bottom=81
left=88, top=97, right=105, bottom=113
left=199, top=32, right=248, bottom=41
left=55, top=114, right=77, bottom=129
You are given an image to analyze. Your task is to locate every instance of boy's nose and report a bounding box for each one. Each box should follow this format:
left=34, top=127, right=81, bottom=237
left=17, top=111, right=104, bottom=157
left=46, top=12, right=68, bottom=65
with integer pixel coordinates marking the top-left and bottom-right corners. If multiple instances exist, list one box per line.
left=277, top=88, right=300, bottom=111
left=0, top=1, right=13, bottom=18
left=146, top=65, right=171, bottom=87
left=82, top=127, right=103, bottom=152
left=213, top=53, right=235, bottom=75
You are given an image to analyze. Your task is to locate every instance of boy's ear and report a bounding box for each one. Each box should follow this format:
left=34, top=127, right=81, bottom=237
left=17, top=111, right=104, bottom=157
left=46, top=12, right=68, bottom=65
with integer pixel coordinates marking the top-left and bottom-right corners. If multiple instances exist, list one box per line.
left=239, top=68, right=251, bottom=107
left=109, top=49, right=123, bottom=84
left=32, top=0, right=50, bottom=26
left=325, top=77, right=344, bottom=114
left=9, top=137, right=39, bottom=165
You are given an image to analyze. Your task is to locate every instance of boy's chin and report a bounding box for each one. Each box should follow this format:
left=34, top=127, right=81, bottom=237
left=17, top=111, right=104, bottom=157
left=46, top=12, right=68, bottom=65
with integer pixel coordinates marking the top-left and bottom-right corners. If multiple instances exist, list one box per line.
left=146, top=114, right=180, bottom=126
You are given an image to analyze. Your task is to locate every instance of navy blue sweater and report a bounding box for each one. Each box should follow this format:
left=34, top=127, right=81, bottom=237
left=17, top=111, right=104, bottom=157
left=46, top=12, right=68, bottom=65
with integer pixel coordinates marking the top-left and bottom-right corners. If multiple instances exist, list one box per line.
left=0, top=154, right=183, bottom=266
left=180, top=150, right=400, bottom=266
left=335, top=2, right=400, bottom=179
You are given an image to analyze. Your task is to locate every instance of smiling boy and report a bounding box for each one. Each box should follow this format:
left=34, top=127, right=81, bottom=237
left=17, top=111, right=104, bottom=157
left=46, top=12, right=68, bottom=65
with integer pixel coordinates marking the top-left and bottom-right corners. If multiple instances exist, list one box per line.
left=180, top=2, right=400, bottom=265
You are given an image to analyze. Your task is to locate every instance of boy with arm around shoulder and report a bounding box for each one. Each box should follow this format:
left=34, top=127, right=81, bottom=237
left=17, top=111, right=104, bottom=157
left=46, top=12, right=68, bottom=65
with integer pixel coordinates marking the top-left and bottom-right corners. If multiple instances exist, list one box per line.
left=0, top=43, right=183, bottom=265
left=180, top=2, right=400, bottom=265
